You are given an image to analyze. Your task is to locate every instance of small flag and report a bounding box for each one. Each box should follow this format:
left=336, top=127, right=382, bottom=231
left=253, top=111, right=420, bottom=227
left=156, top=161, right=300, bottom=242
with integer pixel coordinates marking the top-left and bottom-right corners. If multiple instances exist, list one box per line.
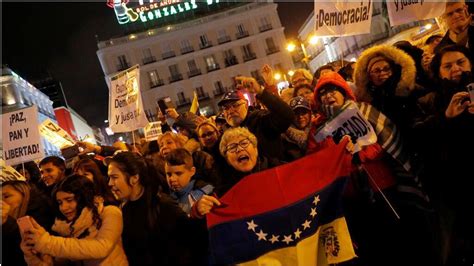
left=190, top=91, right=200, bottom=115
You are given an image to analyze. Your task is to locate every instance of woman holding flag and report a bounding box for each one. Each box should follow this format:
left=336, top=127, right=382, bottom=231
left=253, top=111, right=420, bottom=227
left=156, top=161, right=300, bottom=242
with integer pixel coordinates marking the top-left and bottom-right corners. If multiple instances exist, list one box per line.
left=307, top=72, right=437, bottom=266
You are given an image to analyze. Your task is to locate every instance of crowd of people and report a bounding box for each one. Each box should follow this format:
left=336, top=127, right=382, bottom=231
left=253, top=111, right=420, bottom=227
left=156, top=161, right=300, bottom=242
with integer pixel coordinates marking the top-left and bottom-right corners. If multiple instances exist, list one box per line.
left=2, top=2, right=473, bottom=265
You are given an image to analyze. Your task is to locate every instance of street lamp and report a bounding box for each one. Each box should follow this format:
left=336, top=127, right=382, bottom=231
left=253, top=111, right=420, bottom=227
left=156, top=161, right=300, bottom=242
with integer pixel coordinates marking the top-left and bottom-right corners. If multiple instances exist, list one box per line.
left=286, top=37, right=315, bottom=70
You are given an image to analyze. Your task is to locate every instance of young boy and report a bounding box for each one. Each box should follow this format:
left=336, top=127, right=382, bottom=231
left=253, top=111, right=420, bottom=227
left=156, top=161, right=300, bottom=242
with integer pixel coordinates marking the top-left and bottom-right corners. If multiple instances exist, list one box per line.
left=164, top=148, right=214, bottom=216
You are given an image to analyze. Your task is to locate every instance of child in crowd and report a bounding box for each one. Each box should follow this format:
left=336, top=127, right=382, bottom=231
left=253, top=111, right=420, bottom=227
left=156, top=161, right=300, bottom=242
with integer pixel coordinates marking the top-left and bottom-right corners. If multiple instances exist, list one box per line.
left=164, top=148, right=214, bottom=216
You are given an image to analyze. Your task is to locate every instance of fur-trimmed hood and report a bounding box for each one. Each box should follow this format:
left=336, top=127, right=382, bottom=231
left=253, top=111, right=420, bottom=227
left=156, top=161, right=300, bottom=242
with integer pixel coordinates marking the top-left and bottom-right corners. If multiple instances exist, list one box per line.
left=353, top=45, right=416, bottom=102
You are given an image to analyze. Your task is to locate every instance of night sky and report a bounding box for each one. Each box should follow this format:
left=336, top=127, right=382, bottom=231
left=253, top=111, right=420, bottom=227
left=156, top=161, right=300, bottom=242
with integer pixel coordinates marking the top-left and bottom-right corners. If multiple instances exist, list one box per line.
left=2, top=1, right=313, bottom=127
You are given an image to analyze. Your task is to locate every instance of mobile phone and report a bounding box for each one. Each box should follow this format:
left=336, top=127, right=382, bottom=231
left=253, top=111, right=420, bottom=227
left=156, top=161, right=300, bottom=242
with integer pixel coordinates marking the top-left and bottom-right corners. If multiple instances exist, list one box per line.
left=61, top=144, right=80, bottom=159
left=157, top=97, right=174, bottom=114
left=467, top=83, right=474, bottom=103
left=17, top=216, right=34, bottom=234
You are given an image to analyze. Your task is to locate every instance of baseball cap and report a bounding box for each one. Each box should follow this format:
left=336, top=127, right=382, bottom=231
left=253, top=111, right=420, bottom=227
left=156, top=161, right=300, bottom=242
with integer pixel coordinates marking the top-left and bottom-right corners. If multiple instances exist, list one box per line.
left=289, top=96, right=311, bottom=111
left=217, top=90, right=246, bottom=106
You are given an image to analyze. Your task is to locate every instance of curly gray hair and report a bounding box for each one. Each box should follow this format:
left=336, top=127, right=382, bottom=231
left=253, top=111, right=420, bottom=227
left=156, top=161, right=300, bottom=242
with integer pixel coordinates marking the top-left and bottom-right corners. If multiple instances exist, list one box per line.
left=219, top=127, right=258, bottom=156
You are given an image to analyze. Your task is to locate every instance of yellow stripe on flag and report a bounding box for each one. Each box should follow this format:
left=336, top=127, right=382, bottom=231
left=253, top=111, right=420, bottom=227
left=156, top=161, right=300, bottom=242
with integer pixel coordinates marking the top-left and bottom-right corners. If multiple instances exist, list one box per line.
left=239, top=217, right=356, bottom=266
left=190, top=91, right=199, bottom=114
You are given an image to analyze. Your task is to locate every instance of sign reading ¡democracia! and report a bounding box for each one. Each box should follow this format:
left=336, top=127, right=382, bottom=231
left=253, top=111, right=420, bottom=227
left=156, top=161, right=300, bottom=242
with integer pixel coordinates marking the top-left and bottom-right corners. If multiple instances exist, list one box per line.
left=108, top=65, right=149, bottom=133
left=1, top=105, right=45, bottom=166
left=313, top=102, right=377, bottom=153
left=387, top=0, right=446, bottom=27
left=313, top=0, right=373, bottom=37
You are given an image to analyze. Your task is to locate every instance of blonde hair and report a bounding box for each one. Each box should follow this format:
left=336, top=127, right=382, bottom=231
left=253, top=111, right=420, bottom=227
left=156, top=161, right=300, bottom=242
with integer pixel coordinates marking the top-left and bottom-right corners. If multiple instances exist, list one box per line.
left=291, top=68, right=313, bottom=83
left=196, top=120, right=220, bottom=137
left=157, top=131, right=186, bottom=148
left=219, top=127, right=258, bottom=156
left=2, top=181, right=30, bottom=219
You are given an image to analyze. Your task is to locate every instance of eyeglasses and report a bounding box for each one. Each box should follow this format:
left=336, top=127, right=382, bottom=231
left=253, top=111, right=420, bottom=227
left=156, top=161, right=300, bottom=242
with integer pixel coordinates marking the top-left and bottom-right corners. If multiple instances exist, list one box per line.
left=225, top=139, right=251, bottom=154
left=199, top=131, right=216, bottom=139
left=222, top=101, right=245, bottom=111
left=319, top=87, right=339, bottom=98
left=370, top=66, right=392, bottom=75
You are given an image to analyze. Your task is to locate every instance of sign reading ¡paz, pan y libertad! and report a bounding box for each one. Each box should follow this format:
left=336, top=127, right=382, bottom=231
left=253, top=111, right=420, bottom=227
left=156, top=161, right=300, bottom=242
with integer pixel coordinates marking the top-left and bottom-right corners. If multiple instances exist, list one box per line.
left=108, top=65, right=149, bottom=133
left=1, top=105, right=45, bottom=166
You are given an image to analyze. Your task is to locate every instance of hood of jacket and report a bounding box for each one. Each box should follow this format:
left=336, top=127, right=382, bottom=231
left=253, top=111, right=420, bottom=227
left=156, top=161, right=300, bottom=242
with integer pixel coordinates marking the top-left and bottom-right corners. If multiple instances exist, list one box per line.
left=313, top=72, right=356, bottom=110
left=353, top=45, right=416, bottom=102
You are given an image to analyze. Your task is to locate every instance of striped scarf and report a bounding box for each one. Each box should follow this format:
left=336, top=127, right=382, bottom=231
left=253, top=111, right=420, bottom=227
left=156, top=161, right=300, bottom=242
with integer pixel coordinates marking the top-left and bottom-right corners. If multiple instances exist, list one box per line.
left=356, top=102, right=431, bottom=209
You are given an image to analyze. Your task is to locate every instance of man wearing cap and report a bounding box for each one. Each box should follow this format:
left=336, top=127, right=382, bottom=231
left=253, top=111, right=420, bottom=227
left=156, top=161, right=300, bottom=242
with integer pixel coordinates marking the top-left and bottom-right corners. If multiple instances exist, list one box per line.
left=281, top=96, right=313, bottom=161
left=217, top=76, right=294, bottom=161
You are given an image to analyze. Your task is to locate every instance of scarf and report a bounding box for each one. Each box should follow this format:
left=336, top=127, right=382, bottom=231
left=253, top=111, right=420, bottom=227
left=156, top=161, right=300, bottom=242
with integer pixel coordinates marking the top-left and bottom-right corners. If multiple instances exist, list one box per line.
left=52, top=207, right=99, bottom=239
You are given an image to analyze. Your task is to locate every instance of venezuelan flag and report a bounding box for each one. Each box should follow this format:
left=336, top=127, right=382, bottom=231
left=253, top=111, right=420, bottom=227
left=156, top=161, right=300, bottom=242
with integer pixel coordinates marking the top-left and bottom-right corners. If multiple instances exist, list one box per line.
left=207, top=140, right=356, bottom=265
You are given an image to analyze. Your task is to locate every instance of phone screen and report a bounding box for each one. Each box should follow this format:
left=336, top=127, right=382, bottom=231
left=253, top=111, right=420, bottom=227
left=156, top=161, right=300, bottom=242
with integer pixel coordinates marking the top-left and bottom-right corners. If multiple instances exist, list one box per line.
left=467, top=83, right=474, bottom=103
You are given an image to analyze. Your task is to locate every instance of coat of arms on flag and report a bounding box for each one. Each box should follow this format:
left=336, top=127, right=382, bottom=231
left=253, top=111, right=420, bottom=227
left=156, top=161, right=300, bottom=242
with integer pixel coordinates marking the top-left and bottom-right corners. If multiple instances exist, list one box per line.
left=207, top=140, right=356, bottom=265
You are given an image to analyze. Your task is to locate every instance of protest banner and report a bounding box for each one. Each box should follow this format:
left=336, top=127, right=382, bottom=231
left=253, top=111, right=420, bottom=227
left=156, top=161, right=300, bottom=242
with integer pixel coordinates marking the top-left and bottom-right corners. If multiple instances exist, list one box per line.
left=313, top=0, right=373, bottom=37
left=313, top=102, right=377, bottom=153
left=387, top=1, right=446, bottom=27
left=1, top=106, right=45, bottom=166
left=144, top=121, right=162, bottom=142
left=39, top=119, right=76, bottom=149
left=108, top=65, right=149, bottom=133
left=0, top=159, right=27, bottom=182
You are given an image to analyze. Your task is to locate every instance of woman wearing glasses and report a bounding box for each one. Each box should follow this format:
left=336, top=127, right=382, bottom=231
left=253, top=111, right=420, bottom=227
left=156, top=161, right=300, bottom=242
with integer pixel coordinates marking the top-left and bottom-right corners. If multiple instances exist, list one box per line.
left=353, top=45, right=427, bottom=150
left=194, top=127, right=279, bottom=216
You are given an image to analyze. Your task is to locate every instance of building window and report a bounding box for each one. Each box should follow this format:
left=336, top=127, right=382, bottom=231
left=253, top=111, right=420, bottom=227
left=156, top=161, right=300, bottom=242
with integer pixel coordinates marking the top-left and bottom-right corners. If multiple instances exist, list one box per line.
left=213, top=80, right=226, bottom=96
left=205, top=55, right=219, bottom=72
left=236, top=24, right=249, bottom=39
left=148, top=70, right=163, bottom=87
left=224, top=49, right=238, bottom=67
left=217, top=29, right=231, bottom=44
left=180, top=40, right=194, bottom=54
left=187, top=60, right=201, bottom=77
left=169, top=64, right=182, bottom=82
left=117, top=55, right=129, bottom=71
left=259, top=17, right=273, bottom=32
left=265, top=37, right=279, bottom=55
left=178, top=92, right=185, bottom=101
left=199, top=34, right=212, bottom=49
left=142, top=48, right=156, bottom=65
left=242, top=44, right=256, bottom=62
left=196, top=86, right=205, bottom=98
left=162, top=43, right=176, bottom=59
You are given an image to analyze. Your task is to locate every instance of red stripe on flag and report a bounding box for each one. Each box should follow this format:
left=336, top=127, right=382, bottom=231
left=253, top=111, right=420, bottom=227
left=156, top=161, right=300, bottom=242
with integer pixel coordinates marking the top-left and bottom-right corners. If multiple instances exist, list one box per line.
left=207, top=139, right=352, bottom=228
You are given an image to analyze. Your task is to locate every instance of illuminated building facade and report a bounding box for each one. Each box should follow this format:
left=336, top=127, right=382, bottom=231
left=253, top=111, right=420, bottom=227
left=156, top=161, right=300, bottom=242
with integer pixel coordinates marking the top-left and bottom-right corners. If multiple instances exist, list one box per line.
left=97, top=1, right=294, bottom=118
left=1, top=67, right=61, bottom=157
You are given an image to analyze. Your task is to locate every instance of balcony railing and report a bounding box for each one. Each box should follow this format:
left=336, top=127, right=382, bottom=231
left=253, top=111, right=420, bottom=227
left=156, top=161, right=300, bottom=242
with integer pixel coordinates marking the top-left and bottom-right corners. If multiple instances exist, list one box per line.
left=142, top=56, right=156, bottom=65
left=169, top=73, right=183, bottom=83
left=116, top=62, right=130, bottom=72
left=206, top=63, right=220, bottom=72
left=265, top=46, right=280, bottom=55
left=236, top=30, right=249, bottom=39
left=187, top=69, right=202, bottom=78
left=180, top=46, right=194, bottom=54
left=176, top=97, right=191, bottom=107
left=224, top=56, right=239, bottom=67
left=197, top=92, right=210, bottom=100
left=162, top=51, right=176, bottom=59
left=242, top=52, right=257, bottom=62
left=213, top=87, right=226, bottom=96
left=217, top=35, right=231, bottom=44
left=199, top=41, right=213, bottom=50
left=259, top=24, right=273, bottom=32
left=149, top=79, right=164, bottom=88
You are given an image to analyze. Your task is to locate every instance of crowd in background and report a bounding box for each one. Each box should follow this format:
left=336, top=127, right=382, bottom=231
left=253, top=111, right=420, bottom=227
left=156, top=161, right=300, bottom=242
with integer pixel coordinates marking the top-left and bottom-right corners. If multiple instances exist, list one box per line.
left=2, top=1, right=474, bottom=265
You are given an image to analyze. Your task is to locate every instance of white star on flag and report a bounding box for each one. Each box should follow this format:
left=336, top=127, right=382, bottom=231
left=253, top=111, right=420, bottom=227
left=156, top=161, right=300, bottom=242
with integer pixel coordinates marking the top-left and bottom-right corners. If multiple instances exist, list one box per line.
left=283, top=235, right=293, bottom=244
left=247, top=220, right=258, bottom=232
left=313, top=195, right=320, bottom=205
left=256, top=230, right=268, bottom=241
left=294, top=228, right=302, bottom=239
left=310, top=207, right=317, bottom=217
left=302, top=220, right=311, bottom=229
left=270, top=235, right=280, bottom=243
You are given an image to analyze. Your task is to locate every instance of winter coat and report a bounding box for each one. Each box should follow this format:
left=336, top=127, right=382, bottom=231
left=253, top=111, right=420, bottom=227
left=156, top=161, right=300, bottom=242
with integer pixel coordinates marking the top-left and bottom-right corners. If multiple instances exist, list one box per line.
left=353, top=45, right=427, bottom=144
left=240, top=89, right=294, bottom=161
left=281, top=125, right=310, bottom=162
left=30, top=205, right=128, bottom=266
